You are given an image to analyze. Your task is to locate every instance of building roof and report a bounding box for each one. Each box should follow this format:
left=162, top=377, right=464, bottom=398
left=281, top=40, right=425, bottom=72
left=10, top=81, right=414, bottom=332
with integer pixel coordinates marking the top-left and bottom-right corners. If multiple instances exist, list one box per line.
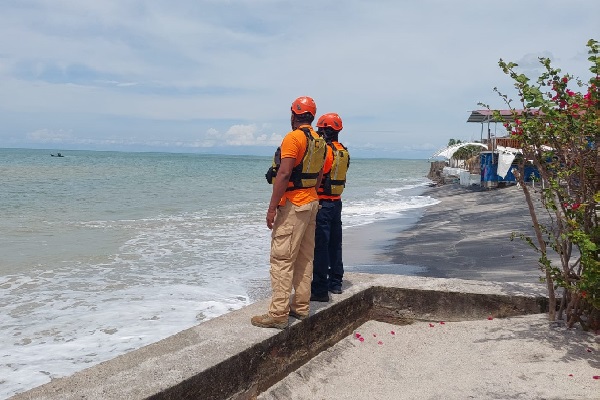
left=467, top=109, right=544, bottom=123
left=467, top=110, right=516, bottom=123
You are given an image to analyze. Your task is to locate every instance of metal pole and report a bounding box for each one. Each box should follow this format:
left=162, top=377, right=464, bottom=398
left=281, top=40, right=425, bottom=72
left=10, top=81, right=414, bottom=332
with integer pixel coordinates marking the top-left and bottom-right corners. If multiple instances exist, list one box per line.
left=487, top=119, right=493, bottom=156
left=480, top=122, right=484, bottom=143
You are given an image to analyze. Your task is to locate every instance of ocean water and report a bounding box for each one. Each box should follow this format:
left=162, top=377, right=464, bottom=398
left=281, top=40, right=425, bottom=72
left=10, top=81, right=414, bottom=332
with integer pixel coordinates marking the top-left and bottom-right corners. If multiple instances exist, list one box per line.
left=0, top=148, right=438, bottom=398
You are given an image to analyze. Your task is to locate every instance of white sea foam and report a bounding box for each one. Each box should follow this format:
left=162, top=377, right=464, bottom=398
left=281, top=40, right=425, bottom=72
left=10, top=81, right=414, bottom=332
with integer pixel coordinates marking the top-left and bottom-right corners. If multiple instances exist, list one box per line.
left=0, top=210, right=270, bottom=398
left=343, top=182, right=439, bottom=228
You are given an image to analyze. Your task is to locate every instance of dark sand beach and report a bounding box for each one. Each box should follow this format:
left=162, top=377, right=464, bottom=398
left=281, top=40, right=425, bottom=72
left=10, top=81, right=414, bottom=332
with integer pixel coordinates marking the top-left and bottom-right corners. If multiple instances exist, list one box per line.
left=345, top=183, right=546, bottom=284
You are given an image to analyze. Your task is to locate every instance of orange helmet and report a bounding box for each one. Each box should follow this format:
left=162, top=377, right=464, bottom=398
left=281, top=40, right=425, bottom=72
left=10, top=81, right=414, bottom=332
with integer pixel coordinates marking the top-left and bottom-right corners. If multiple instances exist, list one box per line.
left=316, top=113, right=343, bottom=131
left=291, top=96, right=317, bottom=116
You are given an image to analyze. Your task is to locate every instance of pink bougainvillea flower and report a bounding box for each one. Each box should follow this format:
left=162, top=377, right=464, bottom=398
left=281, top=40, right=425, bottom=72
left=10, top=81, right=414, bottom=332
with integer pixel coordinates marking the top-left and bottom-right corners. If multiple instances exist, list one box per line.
left=569, top=374, right=574, bottom=377
left=572, top=203, right=581, bottom=210
left=562, top=76, right=569, bottom=83
left=586, top=348, right=592, bottom=352
left=378, top=341, right=383, bottom=345
left=429, top=323, right=435, bottom=328
left=581, top=291, right=588, bottom=298
left=487, top=316, right=494, bottom=320
left=439, top=321, right=445, bottom=325
left=373, top=333, right=377, bottom=337
left=390, top=330, right=395, bottom=335
left=593, top=376, right=599, bottom=380
left=355, top=333, right=361, bottom=339
left=359, top=337, right=365, bottom=342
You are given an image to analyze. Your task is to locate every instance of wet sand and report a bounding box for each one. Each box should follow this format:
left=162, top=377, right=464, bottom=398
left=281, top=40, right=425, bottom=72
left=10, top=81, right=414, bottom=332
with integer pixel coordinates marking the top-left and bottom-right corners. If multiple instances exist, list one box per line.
left=345, top=184, right=547, bottom=284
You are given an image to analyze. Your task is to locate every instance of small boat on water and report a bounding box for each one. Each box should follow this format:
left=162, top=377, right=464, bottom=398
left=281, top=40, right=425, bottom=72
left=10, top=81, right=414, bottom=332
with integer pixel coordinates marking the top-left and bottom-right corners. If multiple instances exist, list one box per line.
left=51, top=152, right=64, bottom=157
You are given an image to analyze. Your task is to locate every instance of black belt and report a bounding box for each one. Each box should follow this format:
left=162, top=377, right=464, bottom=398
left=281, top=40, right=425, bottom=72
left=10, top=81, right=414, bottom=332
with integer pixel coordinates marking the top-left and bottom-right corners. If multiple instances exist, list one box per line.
left=319, top=198, right=341, bottom=203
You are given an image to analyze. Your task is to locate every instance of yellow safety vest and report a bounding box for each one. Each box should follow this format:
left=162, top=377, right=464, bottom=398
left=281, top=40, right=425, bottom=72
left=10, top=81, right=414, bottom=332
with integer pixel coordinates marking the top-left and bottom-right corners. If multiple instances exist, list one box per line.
left=319, top=142, right=350, bottom=196
left=265, top=127, right=326, bottom=191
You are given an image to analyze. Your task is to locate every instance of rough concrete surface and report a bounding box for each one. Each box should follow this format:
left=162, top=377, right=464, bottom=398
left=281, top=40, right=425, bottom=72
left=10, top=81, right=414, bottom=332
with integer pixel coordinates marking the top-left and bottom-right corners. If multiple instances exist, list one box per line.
left=260, top=314, right=599, bottom=400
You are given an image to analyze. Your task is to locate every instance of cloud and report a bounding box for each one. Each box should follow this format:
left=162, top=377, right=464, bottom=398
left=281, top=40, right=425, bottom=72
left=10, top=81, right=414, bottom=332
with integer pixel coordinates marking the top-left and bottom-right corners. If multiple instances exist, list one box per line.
left=20, top=123, right=284, bottom=150
left=26, top=129, right=74, bottom=143
left=512, top=51, right=556, bottom=78
left=223, top=124, right=283, bottom=146
left=1, top=1, right=599, bottom=158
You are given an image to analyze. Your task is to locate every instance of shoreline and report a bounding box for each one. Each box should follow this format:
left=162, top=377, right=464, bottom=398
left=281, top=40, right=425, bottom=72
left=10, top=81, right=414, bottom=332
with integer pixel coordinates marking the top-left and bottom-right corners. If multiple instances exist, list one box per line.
left=343, top=208, right=424, bottom=267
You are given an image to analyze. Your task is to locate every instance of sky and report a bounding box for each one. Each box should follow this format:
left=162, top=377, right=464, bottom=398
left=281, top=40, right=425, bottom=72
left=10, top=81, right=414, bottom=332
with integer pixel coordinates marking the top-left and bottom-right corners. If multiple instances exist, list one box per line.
left=1, top=0, right=599, bottom=159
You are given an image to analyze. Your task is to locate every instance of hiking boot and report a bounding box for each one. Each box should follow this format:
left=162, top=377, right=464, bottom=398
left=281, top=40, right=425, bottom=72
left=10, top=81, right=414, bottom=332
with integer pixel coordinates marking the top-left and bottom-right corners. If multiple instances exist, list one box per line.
left=289, top=310, right=309, bottom=320
left=329, top=287, right=343, bottom=294
left=250, top=314, right=288, bottom=329
left=310, top=293, right=330, bottom=302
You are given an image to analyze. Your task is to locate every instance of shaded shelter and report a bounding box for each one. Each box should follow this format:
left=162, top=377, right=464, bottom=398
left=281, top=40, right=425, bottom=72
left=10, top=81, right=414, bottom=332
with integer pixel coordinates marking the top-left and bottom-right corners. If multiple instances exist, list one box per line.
left=467, top=110, right=539, bottom=187
left=430, top=142, right=488, bottom=160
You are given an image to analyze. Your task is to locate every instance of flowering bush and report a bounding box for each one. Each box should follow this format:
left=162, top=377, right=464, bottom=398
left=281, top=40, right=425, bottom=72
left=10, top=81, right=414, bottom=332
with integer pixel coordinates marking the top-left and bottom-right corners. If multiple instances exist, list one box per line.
left=489, top=39, right=599, bottom=329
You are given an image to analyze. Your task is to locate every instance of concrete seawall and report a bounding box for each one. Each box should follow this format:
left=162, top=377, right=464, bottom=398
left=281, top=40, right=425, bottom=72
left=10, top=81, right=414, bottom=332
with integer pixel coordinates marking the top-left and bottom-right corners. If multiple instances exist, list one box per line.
left=11, top=274, right=550, bottom=400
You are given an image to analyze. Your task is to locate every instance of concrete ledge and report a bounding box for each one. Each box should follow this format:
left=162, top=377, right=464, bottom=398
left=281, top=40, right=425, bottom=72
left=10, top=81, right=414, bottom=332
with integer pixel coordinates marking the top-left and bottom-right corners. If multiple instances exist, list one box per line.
left=11, top=274, right=549, bottom=400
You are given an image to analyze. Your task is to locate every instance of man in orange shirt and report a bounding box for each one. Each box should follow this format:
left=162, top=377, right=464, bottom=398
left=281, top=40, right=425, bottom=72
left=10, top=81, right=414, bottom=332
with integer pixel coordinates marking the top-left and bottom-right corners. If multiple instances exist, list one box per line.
left=251, top=96, right=327, bottom=329
left=310, top=113, right=350, bottom=302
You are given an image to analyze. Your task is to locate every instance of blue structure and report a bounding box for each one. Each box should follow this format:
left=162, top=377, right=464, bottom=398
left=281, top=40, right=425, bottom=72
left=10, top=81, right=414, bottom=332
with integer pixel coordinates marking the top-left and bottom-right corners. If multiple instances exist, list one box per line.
left=480, top=151, right=539, bottom=184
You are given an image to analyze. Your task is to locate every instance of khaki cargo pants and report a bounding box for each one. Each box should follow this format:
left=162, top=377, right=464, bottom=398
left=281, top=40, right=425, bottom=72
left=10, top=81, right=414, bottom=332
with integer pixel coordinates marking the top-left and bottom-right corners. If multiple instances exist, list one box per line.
left=268, top=199, right=320, bottom=318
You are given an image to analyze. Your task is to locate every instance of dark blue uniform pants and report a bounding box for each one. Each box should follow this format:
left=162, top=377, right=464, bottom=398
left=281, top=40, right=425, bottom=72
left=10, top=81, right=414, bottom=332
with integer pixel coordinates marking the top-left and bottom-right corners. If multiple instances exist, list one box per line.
left=311, top=199, right=344, bottom=296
